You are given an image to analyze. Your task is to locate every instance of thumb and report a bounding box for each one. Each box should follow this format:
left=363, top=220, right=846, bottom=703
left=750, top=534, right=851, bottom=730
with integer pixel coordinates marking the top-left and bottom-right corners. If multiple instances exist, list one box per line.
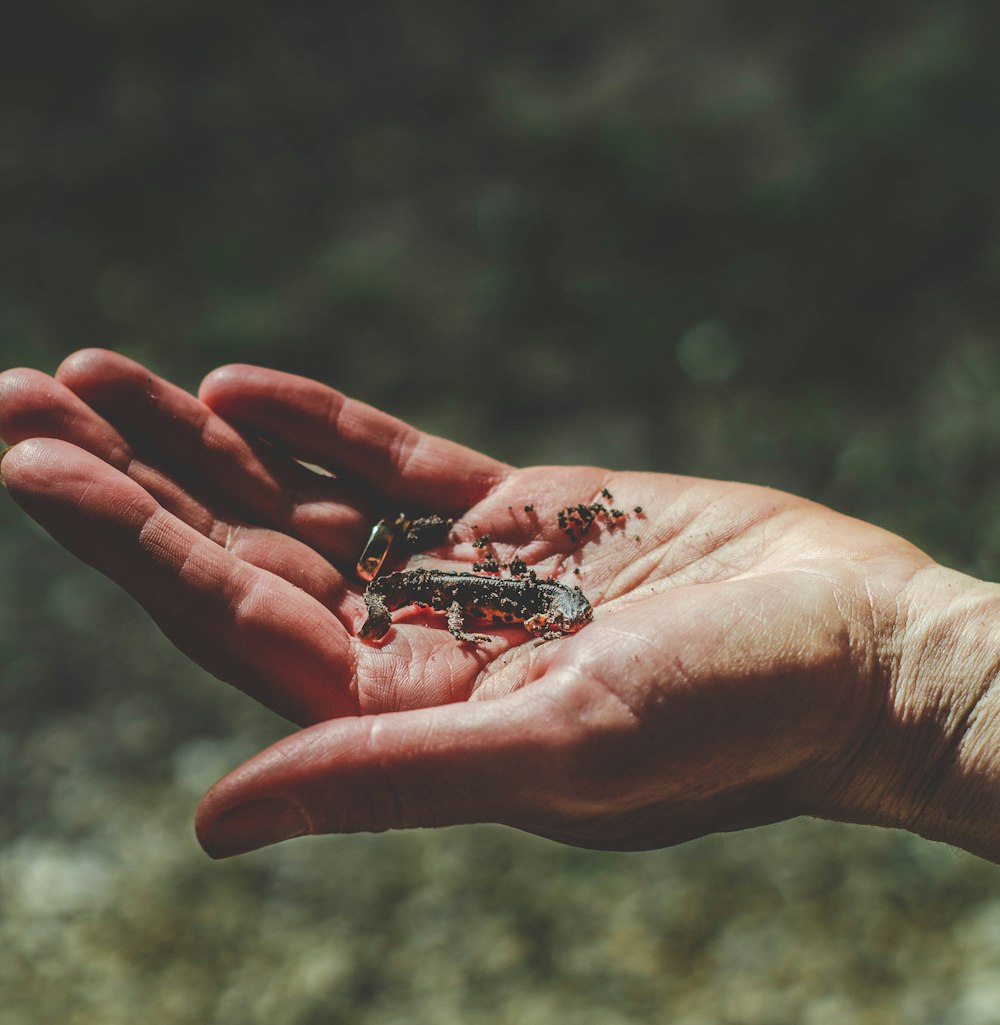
left=194, top=688, right=583, bottom=858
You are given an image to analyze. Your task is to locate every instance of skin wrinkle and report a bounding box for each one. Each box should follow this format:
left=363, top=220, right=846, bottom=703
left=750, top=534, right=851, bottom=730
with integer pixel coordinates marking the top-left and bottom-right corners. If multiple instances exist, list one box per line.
left=789, top=564, right=859, bottom=603
left=356, top=637, right=421, bottom=711
left=859, top=577, right=884, bottom=691
left=669, top=491, right=739, bottom=553
left=601, top=495, right=789, bottom=606
left=205, top=517, right=348, bottom=618
left=732, top=577, right=793, bottom=634
left=588, top=660, right=676, bottom=759
left=322, top=389, right=360, bottom=467
left=344, top=629, right=361, bottom=708
left=55, top=401, right=75, bottom=443
left=162, top=520, right=209, bottom=593
left=359, top=717, right=407, bottom=832
left=530, top=672, right=665, bottom=821
left=600, top=542, right=673, bottom=606
left=677, top=499, right=787, bottom=571
left=139, top=507, right=247, bottom=625
left=480, top=469, right=521, bottom=510
left=435, top=654, right=470, bottom=706
left=386, top=421, right=424, bottom=490
left=480, top=632, right=565, bottom=699
left=571, top=626, right=674, bottom=748
left=904, top=593, right=1000, bottom=821
left=599, top=540, right=734, bottom=615
left=899, top=608, right=943, bottom=725
left=918, top=675, right=996, bottom=814
left=881, top=568, right=915, bottom=706
left=821, top=563, right=924, bottom=828
left=216, top=736, right=318, bottom=832
left=477, top=468, right=585, bottom=551
left=959, top=672, right=1000, bottom=786
left=363, top=644, right=408, bottom=708
left=113, top=492, right=166, bottom=544
left=470, top=637, right=542, bottom=700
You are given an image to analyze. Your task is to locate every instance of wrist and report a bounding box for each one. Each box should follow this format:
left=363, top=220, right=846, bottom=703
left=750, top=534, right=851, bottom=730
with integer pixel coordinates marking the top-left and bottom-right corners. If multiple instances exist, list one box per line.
left=860, top=565, right=1000, bottom=861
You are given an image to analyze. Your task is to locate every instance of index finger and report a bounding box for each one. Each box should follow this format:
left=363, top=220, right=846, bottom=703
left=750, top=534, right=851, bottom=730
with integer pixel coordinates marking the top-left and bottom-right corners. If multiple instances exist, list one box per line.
left=198, top=365, right=512, bottom=512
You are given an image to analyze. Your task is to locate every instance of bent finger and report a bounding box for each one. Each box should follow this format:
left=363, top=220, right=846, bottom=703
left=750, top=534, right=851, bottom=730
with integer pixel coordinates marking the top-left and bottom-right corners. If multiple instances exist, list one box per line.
left=56, top=349, right=372, bottom=563
left=198, top=364, right=511, bottom=512
left=0, top=368, right=356, bottom=611
left=1, top=365, right=239, bottom=536
left=3, top=437, right=358, bottom=724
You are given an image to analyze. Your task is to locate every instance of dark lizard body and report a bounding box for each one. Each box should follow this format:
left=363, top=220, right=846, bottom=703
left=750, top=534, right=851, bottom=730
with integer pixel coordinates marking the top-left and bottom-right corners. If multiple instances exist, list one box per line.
left=358, top=569, right=593, bottom=644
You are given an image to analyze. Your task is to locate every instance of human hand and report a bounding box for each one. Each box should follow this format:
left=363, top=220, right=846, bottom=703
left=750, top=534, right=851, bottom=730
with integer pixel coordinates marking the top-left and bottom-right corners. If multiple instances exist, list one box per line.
left=2, top=350, right=999, bottom=861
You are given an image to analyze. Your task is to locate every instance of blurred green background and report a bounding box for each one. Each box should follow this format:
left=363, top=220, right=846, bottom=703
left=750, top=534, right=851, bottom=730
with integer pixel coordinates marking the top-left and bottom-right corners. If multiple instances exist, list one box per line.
left=3, top=2, right=1000, bottom=1022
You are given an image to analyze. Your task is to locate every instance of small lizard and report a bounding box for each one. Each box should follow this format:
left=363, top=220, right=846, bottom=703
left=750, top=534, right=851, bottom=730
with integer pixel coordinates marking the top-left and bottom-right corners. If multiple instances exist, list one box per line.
left=358, top=569, right=593, bottom=644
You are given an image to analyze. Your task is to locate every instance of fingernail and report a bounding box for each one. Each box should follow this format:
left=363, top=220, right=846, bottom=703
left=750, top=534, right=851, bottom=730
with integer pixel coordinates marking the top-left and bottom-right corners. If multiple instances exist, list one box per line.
left=200, top=798, right=310, bottom=859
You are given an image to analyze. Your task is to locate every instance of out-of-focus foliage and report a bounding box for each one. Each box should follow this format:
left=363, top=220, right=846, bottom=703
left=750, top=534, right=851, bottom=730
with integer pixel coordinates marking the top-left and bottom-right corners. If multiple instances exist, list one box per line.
left=2, top=2, right=1000, bottom=1022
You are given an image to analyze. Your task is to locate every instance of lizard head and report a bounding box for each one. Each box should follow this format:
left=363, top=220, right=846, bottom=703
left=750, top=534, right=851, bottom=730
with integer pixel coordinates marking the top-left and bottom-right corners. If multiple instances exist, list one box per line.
left=527, top=584, right=593, bottom=638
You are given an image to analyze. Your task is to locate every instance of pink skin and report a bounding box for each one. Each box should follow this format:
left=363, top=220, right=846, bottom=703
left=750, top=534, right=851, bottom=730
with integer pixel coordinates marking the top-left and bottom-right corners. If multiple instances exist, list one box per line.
left=2, top=349, right=1000, bottom=862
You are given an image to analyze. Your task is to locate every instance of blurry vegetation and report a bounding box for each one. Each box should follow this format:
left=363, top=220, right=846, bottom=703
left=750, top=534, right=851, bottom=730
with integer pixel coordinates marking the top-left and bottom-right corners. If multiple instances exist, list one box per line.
left=3, top=2, right=1000, bottom=1022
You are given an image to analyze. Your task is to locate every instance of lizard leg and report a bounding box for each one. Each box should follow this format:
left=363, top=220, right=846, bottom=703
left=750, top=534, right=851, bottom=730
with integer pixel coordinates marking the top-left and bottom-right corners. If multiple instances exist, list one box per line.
left=358, top=590, right=392, bottom=641
left=446, top=601, right=492, bottom=644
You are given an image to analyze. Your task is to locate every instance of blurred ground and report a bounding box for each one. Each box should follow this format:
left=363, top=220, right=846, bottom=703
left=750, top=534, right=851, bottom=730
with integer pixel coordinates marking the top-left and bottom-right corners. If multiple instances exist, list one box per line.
left=3, top=2, right=1000, bottom=1022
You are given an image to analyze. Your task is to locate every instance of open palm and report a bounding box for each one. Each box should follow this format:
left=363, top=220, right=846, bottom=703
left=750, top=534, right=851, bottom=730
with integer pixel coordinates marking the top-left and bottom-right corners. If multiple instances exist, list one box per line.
left=0, top=350, right=942, bottom=856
